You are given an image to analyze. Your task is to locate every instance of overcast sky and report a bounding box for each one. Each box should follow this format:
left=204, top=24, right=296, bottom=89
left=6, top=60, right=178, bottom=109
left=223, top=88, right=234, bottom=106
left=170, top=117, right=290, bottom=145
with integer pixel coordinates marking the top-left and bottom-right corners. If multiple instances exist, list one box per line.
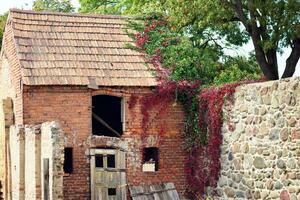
left=0, top=0, right=298, bottom=78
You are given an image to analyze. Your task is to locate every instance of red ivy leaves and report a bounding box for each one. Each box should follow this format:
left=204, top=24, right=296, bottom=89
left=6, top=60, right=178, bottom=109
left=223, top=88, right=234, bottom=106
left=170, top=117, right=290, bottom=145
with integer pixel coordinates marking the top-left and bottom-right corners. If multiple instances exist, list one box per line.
left=188, top=80, right=264, bottom=198
left=130, top=17, right=265, bottom=199
left=185, top=83, right=240, bottom=198
left=128, top=94, right=139, bottom=110
left=140, top=80, right=199, bottom=134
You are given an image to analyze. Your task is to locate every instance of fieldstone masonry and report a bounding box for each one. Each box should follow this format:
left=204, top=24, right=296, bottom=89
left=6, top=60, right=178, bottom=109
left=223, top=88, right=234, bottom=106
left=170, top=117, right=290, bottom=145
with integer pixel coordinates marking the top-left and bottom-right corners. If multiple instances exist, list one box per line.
left=41, top=122, right=64, bottom=200
left=217, top=77, right=300, bottom=199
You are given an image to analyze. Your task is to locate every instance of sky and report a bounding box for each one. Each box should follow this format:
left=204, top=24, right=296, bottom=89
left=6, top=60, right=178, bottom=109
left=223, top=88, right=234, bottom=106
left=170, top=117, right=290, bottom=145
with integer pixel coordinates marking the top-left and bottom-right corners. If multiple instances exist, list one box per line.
left=0, top=0, right=80, bottom=13
left=0, top=0, right=299, bottom=78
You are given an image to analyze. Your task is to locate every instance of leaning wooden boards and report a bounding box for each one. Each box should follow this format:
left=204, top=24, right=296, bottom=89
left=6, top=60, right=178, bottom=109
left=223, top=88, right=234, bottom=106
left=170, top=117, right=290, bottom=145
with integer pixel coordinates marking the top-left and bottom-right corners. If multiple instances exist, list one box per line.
left=129, top=183, right=180, bottom=200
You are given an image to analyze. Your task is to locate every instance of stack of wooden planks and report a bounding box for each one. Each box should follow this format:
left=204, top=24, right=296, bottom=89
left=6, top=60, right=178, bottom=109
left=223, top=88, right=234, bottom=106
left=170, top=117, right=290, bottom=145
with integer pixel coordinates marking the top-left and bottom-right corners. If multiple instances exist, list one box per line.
left=129, top=183, right=180, bottom=200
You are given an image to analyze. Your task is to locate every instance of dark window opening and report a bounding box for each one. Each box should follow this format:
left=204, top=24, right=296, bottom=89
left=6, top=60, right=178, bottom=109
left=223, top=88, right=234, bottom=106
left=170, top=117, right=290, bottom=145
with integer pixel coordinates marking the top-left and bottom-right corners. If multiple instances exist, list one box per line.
left=107, top=155, right=115, bottom=168
left=63, top=148, right=73, bottom=173
left=95, top=155, right=104, bottom=168
left=143, top=147, right=159, bottom=171
left=108, top=188, right=117, bottom=196
left=92, top=95, right=123, bottom=137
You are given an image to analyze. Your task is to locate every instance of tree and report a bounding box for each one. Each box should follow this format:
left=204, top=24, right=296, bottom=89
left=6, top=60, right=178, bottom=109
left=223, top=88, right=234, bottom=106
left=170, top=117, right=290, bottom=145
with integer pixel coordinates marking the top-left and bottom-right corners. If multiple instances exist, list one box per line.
left=80, top=0, right=299, bottom=80
left=127, top=17, right=261, bottom=86
left=213, top=55, right=261, bottom=85
left=0, top=13, right=8, bottom=50
left=79, top=0, right=164, bottom=14
left=33, top=0, right=74, bottom=12
left=160, top=0, right=300, bottom=80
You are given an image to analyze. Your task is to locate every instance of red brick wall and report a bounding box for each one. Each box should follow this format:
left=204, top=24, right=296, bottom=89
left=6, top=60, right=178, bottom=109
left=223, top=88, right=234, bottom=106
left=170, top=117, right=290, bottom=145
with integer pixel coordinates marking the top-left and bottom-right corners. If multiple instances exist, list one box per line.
left=23, top=86, right=187, bottom=199
left=3, top=22, right=24, bottom=124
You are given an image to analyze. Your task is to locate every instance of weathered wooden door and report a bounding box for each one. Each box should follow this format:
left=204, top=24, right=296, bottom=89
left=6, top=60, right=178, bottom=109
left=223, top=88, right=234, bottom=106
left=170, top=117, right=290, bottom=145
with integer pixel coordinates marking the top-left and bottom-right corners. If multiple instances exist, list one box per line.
left=90, top=149, right=126, bottom=200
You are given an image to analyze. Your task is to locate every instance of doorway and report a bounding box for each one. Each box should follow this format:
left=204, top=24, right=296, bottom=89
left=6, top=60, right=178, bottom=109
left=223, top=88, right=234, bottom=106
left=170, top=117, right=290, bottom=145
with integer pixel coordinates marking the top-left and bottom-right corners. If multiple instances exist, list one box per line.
left=90, top=149, right=126, bottom=200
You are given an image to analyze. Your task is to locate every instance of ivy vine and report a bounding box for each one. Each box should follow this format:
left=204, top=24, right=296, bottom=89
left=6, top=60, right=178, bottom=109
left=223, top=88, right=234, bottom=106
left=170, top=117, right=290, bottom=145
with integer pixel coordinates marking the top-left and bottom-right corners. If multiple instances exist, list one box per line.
left=126, top=16, right=263, bottom=199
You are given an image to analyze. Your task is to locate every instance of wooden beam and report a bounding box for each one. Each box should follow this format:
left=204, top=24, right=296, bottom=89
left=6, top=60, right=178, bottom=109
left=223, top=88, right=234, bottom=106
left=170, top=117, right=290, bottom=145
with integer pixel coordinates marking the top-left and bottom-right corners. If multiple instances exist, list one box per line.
left=92, top=112, right=121, bottom=137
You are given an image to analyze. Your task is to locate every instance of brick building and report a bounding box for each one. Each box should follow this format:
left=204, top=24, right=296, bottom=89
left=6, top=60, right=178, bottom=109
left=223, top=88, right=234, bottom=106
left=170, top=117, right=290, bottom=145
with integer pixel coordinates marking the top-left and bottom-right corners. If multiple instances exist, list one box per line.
left=0, top=9, right=187, bottom=200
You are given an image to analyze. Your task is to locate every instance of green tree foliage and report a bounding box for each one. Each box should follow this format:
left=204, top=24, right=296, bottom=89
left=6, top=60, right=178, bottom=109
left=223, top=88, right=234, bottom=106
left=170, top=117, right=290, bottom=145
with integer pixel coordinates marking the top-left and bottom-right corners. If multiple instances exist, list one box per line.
left=128, top=18, right=261, bottom=86
left=80, top=0, right=300, bottom=81
left=79, top=0, right=159, bottom=14
left=155, top=0, right=300, bottom=80
left=33, top=0, right=74, bottom=12
left=0, top=13, right=8, bottom=50
left=213, top=55, right=261, bottom=85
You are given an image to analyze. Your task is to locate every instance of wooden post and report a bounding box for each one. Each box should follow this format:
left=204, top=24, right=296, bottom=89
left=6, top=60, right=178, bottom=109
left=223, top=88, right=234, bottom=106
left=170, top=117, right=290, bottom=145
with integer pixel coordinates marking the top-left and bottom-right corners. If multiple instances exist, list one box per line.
left=43, top=158, right=49, bottom=200
left=3, top=98, right=14, bottom=200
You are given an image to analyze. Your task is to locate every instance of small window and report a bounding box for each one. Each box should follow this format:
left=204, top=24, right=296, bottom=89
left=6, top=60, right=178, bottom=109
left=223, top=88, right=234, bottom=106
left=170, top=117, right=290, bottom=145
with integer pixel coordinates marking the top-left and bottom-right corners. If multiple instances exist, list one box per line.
left=142, top=147, right=159, bottom=172
left=108, top=188, right=117, bottom=196
left=64, top=148, right=73, bottom=173
left=95, top=155, right=104, bottom=168
left=107, top=155, right=115, bottom=168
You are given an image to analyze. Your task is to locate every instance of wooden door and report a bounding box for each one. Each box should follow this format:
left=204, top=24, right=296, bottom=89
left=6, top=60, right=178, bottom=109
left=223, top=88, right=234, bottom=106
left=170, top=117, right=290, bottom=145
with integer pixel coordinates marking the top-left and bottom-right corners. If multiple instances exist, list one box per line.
left=90, top=149, right=126, bottom=200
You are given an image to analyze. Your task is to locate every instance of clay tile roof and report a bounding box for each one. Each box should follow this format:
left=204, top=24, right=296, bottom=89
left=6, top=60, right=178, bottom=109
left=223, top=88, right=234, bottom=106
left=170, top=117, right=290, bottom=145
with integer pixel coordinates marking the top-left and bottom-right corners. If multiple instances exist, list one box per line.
left=4, top=9, right=157, bottom=86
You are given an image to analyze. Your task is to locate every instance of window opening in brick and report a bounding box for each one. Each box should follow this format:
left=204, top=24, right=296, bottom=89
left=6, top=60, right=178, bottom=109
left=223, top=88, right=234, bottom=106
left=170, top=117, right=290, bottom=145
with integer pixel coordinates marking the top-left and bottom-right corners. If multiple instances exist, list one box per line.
left=63, top=147, right=73, bottom=173
left=95, top=155, right=104, bottom=168
left=92, top=95, right=124, bottom=137
left=108, top=188, right=117, bottom=196
left=107, top=154, right=115, bottom=168
left=143, top=147, right=159, bottom=171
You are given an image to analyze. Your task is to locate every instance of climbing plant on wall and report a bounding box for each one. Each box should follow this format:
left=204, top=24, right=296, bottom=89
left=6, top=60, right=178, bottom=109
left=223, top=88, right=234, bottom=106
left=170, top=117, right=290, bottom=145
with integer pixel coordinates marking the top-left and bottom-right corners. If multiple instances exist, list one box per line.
left=127, top=16, right=264, bottom=199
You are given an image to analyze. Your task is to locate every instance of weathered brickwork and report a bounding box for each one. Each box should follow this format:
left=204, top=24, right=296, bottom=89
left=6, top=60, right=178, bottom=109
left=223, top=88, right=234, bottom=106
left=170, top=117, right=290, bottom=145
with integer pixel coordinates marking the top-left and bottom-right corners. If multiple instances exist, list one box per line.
left=2, top=22, right=23, bottom=124
left=22, top=86, right=187, bottom=199
left=216, top=77, right=300, bottom=199
left=0, top=57, right=17, bottom=200
left=1, top=25, right=24, bottom=197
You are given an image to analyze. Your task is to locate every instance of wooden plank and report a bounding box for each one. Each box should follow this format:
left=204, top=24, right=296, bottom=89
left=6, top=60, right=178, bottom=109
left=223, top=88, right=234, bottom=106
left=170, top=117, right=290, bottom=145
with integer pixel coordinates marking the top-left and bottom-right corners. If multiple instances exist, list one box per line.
left=120, top=172, right=127, bottom=200
left=165, top=183, right=180, bottom=200
left=95, top=187, right=107, bottom=200
left=91, top=152, right=96, bottom=200
left=92, top=149, right=127, bottom=200
left=117, top=150, right=126, bottom=170
left=121, top=98, right=125, bottom=132
left=130, top=183, right=179, bottom=200
left=43, top=158, right=49, bottom=200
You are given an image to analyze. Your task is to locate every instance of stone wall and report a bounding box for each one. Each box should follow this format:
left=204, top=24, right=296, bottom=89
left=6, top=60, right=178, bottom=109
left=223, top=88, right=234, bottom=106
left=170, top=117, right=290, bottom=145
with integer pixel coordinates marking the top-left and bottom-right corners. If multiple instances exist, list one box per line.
left=217, top=77, right=300, bottom=199
left=9, top=121, right=64, bottom=200
left=40, top=122, right=64, bottom=200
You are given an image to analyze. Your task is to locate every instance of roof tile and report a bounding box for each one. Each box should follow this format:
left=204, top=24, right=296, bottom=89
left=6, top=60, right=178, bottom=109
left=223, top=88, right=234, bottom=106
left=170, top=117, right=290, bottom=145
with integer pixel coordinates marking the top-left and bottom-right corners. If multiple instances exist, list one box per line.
left=6, top=9, right=156, bottom=86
